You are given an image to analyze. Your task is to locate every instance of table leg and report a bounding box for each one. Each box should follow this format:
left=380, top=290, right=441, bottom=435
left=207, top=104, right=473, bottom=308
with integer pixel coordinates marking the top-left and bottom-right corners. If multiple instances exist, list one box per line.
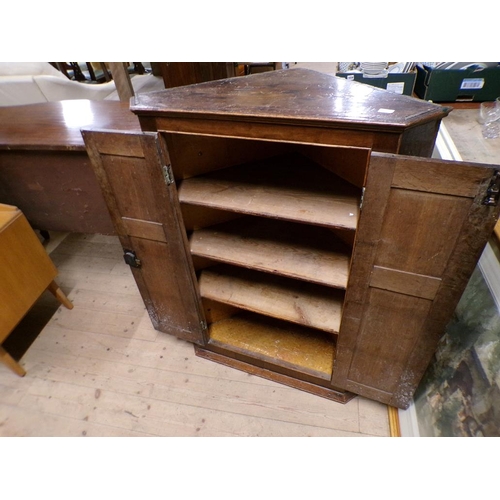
left=47, top=280, right=74, bottom=310
left=0, top=346, right=26, bottom=376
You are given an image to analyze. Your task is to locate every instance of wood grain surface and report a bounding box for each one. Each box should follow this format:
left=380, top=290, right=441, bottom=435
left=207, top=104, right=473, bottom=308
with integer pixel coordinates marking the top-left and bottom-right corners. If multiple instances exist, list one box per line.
left=199, top=265, right=344, bottom=333
left=0, top=232, right=390, bottom=436
left=0, top=100, right=140, bottom=151
left=189, top=217, right=351, bottom=289
left=179, top=154, right=361, bottom=230
left=82, top=130, right=206, bottom=345
left=208, top=311, right=335, bottom=379
left=132, top=68, right=449, bottom=131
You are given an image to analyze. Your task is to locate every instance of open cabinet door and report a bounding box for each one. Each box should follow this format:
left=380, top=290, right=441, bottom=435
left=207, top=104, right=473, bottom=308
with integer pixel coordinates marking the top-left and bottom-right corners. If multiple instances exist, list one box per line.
left=332, top=152, right=500, bottom=409
left=82, top=130, right=206, bottom=345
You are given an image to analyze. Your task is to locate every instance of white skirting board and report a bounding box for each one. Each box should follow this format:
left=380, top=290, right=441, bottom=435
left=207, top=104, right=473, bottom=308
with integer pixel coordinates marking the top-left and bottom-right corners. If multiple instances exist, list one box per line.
left=478, top=242, right=500, bottom=314
left=398, top=400, right=421, bottom=437
left=433, top=121, right=463, bottom=162
left=398, top=122, right=500, bottom=436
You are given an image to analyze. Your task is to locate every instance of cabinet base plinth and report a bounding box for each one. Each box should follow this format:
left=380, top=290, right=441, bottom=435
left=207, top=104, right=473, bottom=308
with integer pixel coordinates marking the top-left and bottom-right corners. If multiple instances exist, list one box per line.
left=194, top=345, right=356, bottom=405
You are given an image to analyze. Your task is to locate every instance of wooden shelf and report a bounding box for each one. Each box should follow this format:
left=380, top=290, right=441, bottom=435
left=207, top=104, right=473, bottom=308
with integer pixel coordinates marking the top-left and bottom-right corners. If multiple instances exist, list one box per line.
left=208, top=311, right=336, bottom=380
left=199, top=265, right=344, bottom=334
left=178, top=154, right=360, bottom=230
left=189, top=217, right=351, bottom=289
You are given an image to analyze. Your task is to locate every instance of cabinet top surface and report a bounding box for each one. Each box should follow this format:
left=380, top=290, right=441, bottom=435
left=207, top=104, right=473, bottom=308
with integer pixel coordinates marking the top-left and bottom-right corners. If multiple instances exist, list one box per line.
left=0, top=100, right=141, bottom=151
left=131, top=68, right=450, bottom=130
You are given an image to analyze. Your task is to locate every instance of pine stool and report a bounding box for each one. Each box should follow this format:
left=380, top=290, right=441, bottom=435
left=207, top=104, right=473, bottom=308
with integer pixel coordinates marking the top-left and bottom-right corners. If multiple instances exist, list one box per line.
left=0, top=203, right=73, bottom=376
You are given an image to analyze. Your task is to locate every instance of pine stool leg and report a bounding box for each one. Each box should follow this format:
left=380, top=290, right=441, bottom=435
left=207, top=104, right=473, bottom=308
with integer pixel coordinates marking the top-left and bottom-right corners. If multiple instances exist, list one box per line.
left=47, top=280, right=74, bottom=309
left=0, top=346, right=26, bottom=376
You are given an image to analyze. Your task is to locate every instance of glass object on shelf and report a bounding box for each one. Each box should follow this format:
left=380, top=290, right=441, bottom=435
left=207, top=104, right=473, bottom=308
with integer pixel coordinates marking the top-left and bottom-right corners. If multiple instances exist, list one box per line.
left=479, top=100, right=500, bottom=139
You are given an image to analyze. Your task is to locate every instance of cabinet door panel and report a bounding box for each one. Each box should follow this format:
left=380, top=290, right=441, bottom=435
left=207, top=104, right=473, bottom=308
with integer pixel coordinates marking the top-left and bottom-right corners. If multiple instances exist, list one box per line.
left=369, top=266, right=442, bottom=300
left=375, top=189, right=471, bottom=276
left=348, top=288, right=432, bottom=394
left=100, top=155, right=162, bottom=221
left=332, top=153, right=500, bottom=409
left=83, top=130, right=205, bottom=345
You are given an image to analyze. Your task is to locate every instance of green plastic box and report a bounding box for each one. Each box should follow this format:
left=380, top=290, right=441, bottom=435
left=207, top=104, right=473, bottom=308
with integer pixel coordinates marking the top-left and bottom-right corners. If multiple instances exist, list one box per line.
left=415, top=64, right=500, bottom=102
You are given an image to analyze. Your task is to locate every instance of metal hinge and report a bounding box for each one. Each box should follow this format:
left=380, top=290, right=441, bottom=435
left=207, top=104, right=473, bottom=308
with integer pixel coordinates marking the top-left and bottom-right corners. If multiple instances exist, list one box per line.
left=123, top=249, right=141, bottom=268
left=483, top=170, right=500, bottom=206
left=162, top=164, right=174, bottom=185
left=360, top=187, right=365, bottom=210
left=200, top=320, right=207, bottom=331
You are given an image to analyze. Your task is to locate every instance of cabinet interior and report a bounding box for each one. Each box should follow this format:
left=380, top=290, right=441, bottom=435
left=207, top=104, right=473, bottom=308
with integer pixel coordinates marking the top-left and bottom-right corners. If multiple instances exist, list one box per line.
left=164, top=132, right=370, bottom=382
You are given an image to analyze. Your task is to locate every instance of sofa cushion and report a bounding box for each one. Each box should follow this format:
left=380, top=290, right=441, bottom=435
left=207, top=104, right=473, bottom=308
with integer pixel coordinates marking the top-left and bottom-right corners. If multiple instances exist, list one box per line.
left=0, top=75, right=48, bottom=106
left=0, top=62, right=64, bottom=78
left=34, top=75, right=117, bottom=102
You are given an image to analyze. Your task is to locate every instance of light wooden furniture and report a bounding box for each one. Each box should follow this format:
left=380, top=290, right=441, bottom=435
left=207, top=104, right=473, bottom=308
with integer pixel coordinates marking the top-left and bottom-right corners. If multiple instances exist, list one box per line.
left=82, top=69, right=500, bottom=409
left=0, top=204, right=73, bottom=376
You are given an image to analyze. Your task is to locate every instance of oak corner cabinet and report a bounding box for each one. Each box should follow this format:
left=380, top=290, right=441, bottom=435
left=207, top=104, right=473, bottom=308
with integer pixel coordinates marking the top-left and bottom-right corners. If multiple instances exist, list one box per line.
left=82, top=68, right=500, bottom=409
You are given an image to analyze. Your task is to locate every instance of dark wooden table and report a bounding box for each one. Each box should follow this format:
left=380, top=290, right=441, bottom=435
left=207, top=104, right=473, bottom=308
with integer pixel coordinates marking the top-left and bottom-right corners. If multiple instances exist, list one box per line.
left=0, top=99, right=141, bottom=234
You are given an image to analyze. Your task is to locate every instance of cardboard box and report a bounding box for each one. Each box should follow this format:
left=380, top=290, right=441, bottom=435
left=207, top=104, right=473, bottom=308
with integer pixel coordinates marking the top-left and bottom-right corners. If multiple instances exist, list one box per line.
left=336, top=72, right=416, bottom=96
left=415, top=64, right=500, bottom=102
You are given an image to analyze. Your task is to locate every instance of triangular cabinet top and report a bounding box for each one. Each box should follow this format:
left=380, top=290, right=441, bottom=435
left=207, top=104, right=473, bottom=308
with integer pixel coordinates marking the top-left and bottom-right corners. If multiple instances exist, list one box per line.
left=131, top=68, right=450, bottom=132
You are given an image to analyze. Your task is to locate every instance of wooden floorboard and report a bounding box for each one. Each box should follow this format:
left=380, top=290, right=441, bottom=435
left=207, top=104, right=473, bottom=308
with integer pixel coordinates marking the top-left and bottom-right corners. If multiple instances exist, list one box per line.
left=0, top=232, right=390, bottom=437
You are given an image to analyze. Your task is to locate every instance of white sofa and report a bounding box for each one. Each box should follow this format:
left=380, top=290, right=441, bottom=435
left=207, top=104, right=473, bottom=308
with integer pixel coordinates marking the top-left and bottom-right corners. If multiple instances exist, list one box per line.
left=0, top=62, right=165, bottom=106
